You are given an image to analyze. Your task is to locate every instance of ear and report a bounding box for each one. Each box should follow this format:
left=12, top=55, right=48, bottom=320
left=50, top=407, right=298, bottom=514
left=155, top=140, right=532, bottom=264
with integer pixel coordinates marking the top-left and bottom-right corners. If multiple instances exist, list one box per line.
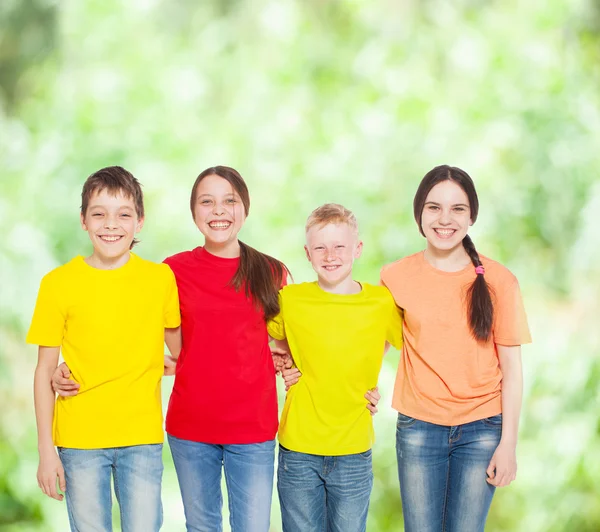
left=354, top=240, right=364, bottom=259
left=304, top=245, right=311, bottom=262
left=80, top=213, right=87, bottom=231
left=136, top=216, right=145, bottom=233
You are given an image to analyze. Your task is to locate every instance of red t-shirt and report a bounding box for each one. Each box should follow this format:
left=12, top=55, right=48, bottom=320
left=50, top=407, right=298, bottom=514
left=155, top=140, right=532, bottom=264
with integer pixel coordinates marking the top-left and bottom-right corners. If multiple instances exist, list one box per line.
left=164, top=247, right=278, bottom=444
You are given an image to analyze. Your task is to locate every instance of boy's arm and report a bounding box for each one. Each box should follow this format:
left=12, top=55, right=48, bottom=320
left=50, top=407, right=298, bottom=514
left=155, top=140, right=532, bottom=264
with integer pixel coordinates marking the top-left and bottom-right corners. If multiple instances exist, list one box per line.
left=164, top=326, right=182, bottom=376
left=34, top=346, right=66, bottom=501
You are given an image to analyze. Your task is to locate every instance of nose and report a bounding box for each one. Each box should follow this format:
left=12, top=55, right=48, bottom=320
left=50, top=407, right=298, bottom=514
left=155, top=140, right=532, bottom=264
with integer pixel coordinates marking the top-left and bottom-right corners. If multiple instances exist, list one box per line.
left=104, top=214, right=118, bottom=229
left=212, top=203, right=225, bottom=216
left=438, top=209, right=452, bottom=225
left=324, top=249, right=337, bottom=261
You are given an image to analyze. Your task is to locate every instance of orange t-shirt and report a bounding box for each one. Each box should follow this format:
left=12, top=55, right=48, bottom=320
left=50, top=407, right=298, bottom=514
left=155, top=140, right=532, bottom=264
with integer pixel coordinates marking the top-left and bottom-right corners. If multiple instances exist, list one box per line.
left=381, top=251, right=531, bottom=426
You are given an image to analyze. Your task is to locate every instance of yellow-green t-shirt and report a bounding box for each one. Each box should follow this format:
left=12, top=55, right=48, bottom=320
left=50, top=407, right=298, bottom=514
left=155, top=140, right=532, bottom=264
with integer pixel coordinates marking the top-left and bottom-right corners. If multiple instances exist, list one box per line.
left=267, top=282, right=403, bottom=455
left=26, top=253, right=181, bottom=449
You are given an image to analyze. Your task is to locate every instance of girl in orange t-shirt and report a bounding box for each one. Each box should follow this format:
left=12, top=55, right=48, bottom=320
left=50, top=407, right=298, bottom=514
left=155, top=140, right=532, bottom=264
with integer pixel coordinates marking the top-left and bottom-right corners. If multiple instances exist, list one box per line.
left=381, top=165, right=531, bottom=532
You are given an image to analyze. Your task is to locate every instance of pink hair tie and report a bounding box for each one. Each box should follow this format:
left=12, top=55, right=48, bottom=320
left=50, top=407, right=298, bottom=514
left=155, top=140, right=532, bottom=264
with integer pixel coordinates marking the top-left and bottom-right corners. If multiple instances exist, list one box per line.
left=475, top=265, right=485, bottom=275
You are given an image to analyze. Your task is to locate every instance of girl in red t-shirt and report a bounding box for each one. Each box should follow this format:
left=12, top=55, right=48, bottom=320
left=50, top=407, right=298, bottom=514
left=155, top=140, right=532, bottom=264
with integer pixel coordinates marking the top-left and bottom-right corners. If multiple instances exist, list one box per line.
left=164, top=166, right=288, bottom=532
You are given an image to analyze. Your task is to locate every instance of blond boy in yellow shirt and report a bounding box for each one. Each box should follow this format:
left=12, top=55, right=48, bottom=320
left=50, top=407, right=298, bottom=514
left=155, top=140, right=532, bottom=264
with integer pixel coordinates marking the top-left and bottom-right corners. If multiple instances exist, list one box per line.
left=268, top=204, right=402, bottom=532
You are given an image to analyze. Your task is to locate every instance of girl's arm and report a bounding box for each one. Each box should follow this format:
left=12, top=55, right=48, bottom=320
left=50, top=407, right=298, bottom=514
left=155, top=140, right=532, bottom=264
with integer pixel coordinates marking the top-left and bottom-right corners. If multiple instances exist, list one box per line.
left=164, top=326, right=182, bottom=376
left=486, top=344, right=523, bottom=487
left=34, top=346, right=66, bottom=500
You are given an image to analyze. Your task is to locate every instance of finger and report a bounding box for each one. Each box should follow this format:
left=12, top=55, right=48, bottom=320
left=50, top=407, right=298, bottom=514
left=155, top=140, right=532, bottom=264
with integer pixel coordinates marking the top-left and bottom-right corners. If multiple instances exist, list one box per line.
left=56, top=389, right=80, bottom=397
left=486, top=459, right=496, bottom=479
left=366, top=404, right=378, bottom=415
left=48, top=476, right=60, bottom=500
left=283, top=356, right=294, bottom=369
left=60, top=365, right=71, bottom=378
left=59, top=468, right=67, bottom=493
left=270, top=347, right=288, bottom=355
left=57, top=381, right=80, bottom=389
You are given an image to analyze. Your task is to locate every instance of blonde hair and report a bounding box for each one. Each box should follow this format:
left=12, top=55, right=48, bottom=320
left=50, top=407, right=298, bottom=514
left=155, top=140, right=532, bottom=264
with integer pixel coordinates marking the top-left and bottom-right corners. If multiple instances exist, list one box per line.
left=305, top=203, right=359, bottom=234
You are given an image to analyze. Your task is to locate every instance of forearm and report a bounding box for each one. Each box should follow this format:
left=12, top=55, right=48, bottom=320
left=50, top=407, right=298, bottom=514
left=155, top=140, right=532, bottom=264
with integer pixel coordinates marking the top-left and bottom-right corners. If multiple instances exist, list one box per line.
left=34, top=364, right=57, bottom=453
left=165, top=326, right=182, bottom=359
left=498, top=345, right=523, bottom=447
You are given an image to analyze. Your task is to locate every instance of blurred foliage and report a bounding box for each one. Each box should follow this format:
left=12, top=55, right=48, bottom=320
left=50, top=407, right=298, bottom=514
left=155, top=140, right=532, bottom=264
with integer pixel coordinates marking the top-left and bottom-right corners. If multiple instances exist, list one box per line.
left=1, top=0, right=599, bottom=530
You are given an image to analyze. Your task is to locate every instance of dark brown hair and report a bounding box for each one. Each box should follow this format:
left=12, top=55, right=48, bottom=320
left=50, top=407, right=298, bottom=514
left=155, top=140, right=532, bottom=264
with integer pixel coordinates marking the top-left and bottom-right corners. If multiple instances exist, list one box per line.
left=81, top=166, right=144, bottom=249
left=413, top=165, right=493, bottom=342
left=190, top=166, right=289, bottom=321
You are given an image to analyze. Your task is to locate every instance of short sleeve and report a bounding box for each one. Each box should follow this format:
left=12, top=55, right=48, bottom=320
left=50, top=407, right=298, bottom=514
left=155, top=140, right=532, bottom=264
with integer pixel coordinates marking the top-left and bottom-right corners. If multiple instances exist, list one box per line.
left=493, top=278, right=532, bottom=346
left=267, top=291, right=286, bottom=340
left=385, top=291, right=403, bottom=350
left=26, top=275, right=65, bottom=346
left=163, top=266, right=181, bottom=328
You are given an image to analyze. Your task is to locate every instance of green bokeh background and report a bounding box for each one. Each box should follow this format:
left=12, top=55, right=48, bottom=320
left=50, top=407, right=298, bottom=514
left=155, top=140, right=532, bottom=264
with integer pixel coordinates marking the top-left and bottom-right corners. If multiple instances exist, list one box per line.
left=1, top=0, right=599, bottom=530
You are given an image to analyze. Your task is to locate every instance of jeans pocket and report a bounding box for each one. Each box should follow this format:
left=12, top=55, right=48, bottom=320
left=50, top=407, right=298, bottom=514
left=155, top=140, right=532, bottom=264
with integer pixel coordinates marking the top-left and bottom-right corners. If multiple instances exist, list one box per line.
left=359, top=449, right=372, bottom=460
left=396, top=412, right=417, bottom=429
left=481, top=413, right=503, bottom=427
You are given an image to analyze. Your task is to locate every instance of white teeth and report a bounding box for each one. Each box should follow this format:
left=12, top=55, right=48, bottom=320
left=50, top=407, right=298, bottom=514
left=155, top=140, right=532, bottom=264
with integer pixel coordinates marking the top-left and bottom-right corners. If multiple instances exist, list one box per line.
left=100, top=236, right=122, bottom=242
left=209, top=222, right=231, bottom=229
left=323, top=265, right=340, bottom=270
left=435, top=229, right=455, bottom=236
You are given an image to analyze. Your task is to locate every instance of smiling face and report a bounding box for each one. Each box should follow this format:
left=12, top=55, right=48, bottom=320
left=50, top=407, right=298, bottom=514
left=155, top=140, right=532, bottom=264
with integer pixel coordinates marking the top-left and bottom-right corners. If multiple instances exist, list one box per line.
left=420, top=180, right=472, bottom=253
left=305, top=222, right=363, bottom=289
left=80, top=189, right=143, bottom=268
left=192, top=174, right=247, bottom=254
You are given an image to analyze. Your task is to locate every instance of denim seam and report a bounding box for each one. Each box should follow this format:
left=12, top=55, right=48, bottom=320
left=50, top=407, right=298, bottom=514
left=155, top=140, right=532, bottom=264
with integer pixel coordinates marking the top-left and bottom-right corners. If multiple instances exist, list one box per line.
left=441, top=431, right=452, bottom=532
left=223, top=450, right=235, bottom=530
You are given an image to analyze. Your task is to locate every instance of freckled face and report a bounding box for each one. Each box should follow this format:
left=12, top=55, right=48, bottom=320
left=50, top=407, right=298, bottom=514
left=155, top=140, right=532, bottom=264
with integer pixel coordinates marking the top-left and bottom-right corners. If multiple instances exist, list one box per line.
left=420, top=180, right=472, bottom=252
left=305, top=223, right=362, bottom=287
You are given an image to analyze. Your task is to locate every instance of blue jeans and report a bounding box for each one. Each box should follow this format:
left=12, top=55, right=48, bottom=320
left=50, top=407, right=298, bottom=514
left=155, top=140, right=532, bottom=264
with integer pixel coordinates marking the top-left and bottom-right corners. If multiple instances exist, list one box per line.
left=277, top=445, right=373, bottom=532
left=168, top=435, right=275, bottom=532
left=57, top=444, right=163, bottom=532
left=396, top=413, right=502, bottom=532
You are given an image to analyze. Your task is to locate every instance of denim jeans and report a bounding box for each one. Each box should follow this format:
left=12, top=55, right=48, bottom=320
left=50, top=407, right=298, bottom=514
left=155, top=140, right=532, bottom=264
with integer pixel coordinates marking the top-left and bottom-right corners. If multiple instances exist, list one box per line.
left=167, top=435, right=275, bottom=532
left=396, top=412, right=502, bottom=532
left=277, top=445, right=373, bottom=532
left=57, top=444, right=163, bottom=532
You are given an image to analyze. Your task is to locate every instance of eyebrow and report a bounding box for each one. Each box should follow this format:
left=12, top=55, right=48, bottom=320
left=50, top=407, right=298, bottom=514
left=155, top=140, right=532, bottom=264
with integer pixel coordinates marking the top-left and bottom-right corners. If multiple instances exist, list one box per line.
left=197, top=192, right=238, bottom=198
left=424, top=201, right=469, bottom=208
left=89, top=205, right=135, bottom=210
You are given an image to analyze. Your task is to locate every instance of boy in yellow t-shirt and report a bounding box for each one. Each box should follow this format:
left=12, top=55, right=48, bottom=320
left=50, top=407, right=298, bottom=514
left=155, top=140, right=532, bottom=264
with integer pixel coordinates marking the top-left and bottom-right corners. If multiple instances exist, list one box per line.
left=268, top=203, right=402, bottom=532
left=27, top=166, right=181, bottom=532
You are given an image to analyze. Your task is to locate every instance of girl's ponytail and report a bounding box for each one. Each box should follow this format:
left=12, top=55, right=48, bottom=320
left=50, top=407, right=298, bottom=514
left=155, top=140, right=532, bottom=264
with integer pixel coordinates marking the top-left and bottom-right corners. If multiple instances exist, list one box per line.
left=233, top=241, right=289, bottom=322
left=462, top=234, right=494, bottom=342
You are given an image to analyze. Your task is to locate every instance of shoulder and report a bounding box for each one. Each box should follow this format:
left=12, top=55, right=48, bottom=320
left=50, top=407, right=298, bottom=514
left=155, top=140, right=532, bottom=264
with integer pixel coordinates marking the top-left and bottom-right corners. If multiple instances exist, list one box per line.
left=280, top=282, right=314, bottom=299
left=164, top=249, right=194, bottom=264
left=361, top=283, right=398, bottom=311
left=479, top=255, right=519, bottom=288
left=134, top=254, right=175, bottom=275
left=41, top=257, right=82, bottom=286
left=381, top=252, right=424, bottom=281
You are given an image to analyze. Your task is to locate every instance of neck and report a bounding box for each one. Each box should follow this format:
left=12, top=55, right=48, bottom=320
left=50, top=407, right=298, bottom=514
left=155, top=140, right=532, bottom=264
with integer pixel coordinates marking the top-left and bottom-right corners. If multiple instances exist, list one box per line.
left=317, top=274, right=361, bottom=295
left=85, top=251, right=131, bottom=270
left=424, top=243, right=471, bottom=272
left=204, top=239, right=241, bottom=258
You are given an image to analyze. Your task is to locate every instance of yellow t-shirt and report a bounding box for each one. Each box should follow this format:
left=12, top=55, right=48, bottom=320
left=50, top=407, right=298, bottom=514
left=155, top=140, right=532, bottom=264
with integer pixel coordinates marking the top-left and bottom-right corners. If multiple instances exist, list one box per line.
left=268, top=282, right=403, bottom=456
left=26, top=253, right=181, bottom=449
